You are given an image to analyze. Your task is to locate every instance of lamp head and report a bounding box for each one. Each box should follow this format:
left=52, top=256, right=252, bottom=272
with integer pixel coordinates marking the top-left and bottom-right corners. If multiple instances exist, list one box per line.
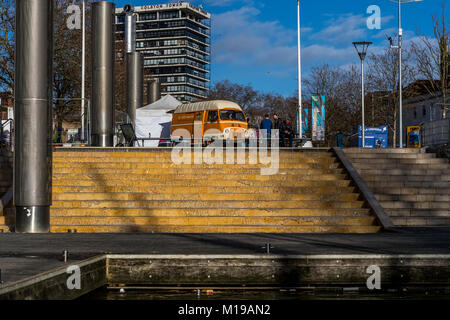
left=353, top=41, right=372, bottom=61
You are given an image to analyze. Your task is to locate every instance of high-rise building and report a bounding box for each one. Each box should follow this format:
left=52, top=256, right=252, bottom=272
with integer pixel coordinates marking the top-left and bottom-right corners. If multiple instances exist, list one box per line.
left=115, top=2, right=211, bottom=103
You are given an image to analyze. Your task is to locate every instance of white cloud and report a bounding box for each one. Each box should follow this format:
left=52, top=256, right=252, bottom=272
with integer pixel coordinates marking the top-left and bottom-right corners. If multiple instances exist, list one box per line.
left=211, top=6, right=297, bottom=68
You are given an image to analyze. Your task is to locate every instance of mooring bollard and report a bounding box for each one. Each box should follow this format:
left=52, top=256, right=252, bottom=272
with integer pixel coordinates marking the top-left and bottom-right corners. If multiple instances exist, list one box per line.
left=262, top=243, right=274, bottom=254
left=62, top=250, right=69, bottom=262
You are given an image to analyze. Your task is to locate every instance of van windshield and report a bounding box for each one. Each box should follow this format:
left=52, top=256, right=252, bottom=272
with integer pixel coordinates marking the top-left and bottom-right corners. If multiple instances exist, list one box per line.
left=219, top=110, right=246, bottom=122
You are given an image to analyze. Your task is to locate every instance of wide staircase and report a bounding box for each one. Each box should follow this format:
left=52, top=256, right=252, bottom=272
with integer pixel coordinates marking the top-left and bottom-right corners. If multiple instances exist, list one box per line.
left=344, top=148, right=450, bottom=226
left=1, top=149, right=382, bottom=233
left=0, top=149, right=13, bottom=232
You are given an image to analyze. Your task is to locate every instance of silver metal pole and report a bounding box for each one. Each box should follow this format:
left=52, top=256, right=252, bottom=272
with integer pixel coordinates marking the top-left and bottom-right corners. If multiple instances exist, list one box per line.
left=91, top=1, right=115, bottom=147
left=148, top=79, right=161, bottom=104
left=126, top=52, right=143, bottom=125
left=398, top=1, right=403, bottom=148
left=81, top=0, right=85, bottom=142
left=361, top=59, right=365, bottom=148
left=14, top=0, right=53, bottom=233
left=124, top=4, right=136, bottom=54
left=297, top=0, right=302, bottom=139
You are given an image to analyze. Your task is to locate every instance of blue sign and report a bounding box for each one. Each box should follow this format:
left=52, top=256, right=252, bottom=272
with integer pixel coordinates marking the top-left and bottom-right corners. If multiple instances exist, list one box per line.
left=358, top=125, right=388, bottom=148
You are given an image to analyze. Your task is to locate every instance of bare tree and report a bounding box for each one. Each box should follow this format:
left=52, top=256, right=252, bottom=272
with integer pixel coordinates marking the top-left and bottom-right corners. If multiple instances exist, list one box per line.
left=367, top=45, right=416, bottom=147
left=411, top=3, right=449, bottom=118
left=304, top=64, right=361, bottom=145
left=0, top=0, right=14, bottom=91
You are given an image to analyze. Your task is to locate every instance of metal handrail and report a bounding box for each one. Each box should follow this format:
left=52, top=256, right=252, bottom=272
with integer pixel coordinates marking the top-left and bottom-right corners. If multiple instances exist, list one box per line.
left=0, top=118, right=13, bottom=149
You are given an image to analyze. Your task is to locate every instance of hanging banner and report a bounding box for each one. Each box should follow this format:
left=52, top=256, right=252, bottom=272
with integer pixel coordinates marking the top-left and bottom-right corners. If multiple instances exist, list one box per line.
left=297, top=108, right=309, bottom=136
left=312, top=95, right=325, bottom=141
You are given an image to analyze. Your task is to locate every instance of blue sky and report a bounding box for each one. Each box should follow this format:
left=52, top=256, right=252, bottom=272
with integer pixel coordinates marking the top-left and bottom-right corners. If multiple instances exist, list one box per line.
left=114, top=0, right=445, bottom=96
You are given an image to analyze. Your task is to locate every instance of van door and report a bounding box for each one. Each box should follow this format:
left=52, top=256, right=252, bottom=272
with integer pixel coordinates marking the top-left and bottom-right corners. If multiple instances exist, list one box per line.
left=193, top=112, right=203, bottom=142
left=205, top=110, right=220, bottom=140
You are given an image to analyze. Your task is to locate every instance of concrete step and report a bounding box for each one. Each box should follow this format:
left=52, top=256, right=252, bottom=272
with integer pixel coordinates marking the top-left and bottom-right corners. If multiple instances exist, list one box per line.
left=380, top=201, right=450, bottom=209
left=386, top=209, right=450, bottom=217
left=376, top=194, right=450, bottom=202
left=52, top=168, right=346, bottom=175
left=391, top=217, right=450, bottom=227
left=367, top=181, right=450, bottom=189
left=53, top=185, right=359, bottom=194
left=53, top=152, right=336, bottom=160
left=357, top=168, right=449, bottom=176
left=52, top=162, right=343, bottom=169
left=52, top=179, right=354, bottom=188
left=42, top=216, right=377, bottom=226
left=345, top=153, right=435, bottom=159
left=52, top=157, right=339, bottom=164
left=52, top=173, right=349, bottom=181
left=344, top=148, right=424, bottom=154
left=49, top=207, right=372, bottom=217
left=347, top=158, right=448, bottom=165
left=371, top=187, right=450, bottom=195
left=52, top=200, right=366, bottom=209
left=362, top=175, right=450, bottom=182
left=52, top=192, right=361, bottom=202
left=49, top=224, right=381, bottom=233
left=353, top=163, right=449, bottom=170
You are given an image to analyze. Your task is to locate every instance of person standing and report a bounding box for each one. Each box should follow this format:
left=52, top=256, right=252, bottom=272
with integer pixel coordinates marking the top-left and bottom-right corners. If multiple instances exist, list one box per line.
left=272, top=113, right=284, bottom=147
left=282, top=120, right=294, bottom=147
left=260, top=114, right=272, bottom=145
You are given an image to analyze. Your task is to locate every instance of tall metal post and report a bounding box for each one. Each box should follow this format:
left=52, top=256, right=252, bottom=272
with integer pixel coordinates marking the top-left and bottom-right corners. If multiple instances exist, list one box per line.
left=124, top=4, right=143, bottom=125
left=126, top=52, right=143, bottom=124
left=353, top=41, right=371, bottom=148
left=91, top=1, right=115, bottom=147
left=297, top=0, right=302, bottom=140
left=398, top=1, right=403, bottom=148
left=14, top=0, right=53, bottom=233
left=81, top=0, right=86, bottom=142
left=361, top=59, right=365, bottom=148
left=148, top=79, right=161, bottom=104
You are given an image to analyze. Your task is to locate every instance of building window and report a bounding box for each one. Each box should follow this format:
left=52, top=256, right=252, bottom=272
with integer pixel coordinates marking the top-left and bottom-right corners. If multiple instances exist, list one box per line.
left=139, top=13, right=156, bottom=21
left=413, top=108, right=417, bottom=119
left=423, top=106, right=426, bottom=117
left=160, top=10, right=179, bottom=19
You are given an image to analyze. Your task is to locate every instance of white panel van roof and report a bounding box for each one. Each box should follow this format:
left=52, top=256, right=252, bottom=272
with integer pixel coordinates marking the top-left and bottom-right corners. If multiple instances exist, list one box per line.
left=174, top=100, right=243, bottom=114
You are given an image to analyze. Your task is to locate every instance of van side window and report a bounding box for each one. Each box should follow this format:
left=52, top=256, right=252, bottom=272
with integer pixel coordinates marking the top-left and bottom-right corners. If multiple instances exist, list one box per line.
left=207, top=110, right=218, bottom=122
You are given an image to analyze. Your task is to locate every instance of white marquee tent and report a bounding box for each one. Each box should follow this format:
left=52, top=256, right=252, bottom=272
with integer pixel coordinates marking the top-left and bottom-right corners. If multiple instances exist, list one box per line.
left=134, top=95, right=182, bottom=147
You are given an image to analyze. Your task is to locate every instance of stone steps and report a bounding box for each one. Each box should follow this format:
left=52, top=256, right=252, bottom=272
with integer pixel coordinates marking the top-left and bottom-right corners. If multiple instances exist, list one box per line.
left=49, top=225, right=381, bottom=233
left=2, top=150, right=381, bottom=233
left=53, top=185, right=359, bottom=194
left=51, top=199, right=367, bottom=209
left=52, top=179, right=354, bottom=188
left=51, top=192, right=361, bottom=202
left=344, top=148, right=450, bottom=227
left=376, top=194, right=450, bottom=202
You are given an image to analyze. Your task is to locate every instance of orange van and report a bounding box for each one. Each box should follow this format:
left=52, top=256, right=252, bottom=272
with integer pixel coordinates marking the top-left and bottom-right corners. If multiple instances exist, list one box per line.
left=170, top=100, right=249, bottom=142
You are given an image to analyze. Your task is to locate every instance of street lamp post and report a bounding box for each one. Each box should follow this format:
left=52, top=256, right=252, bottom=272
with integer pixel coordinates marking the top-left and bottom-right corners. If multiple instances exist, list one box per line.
left=297, top=0, right=302, bottom=140
left=388, top=0, right=424, bottom=148
left=353, top=41, right=372, bottom=148
left=81, top=0, right=85, bottom=142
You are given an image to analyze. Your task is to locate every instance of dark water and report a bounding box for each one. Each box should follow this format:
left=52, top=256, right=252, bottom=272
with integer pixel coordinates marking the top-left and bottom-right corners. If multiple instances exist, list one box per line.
left=81, top=287, right=450, bottom=300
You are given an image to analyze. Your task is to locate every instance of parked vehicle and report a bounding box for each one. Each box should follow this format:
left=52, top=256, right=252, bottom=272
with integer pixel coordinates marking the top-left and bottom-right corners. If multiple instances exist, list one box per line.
left=170, top=100, right=249, bottom=142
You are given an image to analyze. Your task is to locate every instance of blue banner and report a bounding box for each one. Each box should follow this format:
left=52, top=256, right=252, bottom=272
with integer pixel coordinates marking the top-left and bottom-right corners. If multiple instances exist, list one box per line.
left=312, top=95, right=325, bottom=141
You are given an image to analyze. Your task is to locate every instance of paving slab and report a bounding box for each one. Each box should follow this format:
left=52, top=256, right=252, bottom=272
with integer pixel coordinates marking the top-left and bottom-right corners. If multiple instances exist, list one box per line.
left=1, top=229, right=450, bottom=285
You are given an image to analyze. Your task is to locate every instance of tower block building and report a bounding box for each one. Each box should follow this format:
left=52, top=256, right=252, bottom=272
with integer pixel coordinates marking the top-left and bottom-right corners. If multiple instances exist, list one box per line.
left=115, top=2, right=211, bottom=103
